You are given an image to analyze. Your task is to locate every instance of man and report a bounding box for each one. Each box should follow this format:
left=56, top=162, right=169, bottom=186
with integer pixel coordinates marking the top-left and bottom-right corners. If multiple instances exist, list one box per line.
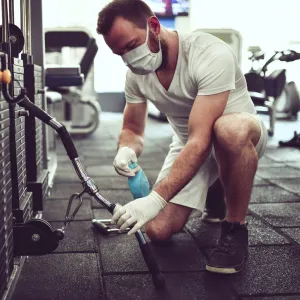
left=96, top=0, right=268, bottom=274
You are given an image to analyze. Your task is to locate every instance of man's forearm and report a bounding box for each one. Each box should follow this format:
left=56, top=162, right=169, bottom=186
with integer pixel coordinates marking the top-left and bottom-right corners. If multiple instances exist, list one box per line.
left=118, top=129, right=144, bottom=157
left=154, top=139, right=212, bottom=201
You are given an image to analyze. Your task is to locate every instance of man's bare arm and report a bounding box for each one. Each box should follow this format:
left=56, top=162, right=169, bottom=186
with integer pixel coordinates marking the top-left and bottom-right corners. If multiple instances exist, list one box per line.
left=118, top=102, right=148, bottom=157
left=154, top=91, right=229, bottom=201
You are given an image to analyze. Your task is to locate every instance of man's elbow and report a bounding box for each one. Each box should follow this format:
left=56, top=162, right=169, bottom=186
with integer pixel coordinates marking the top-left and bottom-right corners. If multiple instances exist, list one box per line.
left=187, top=135, right=212, bottom=156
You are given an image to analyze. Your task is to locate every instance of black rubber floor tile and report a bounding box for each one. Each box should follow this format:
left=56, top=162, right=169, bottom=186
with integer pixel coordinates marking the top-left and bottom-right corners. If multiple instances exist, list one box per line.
left=256, top=166, right=300, bottom=179
left=99, top=234, right=149, bottom=273
left=104, top=272, right=237, bottom=300
left=91, top=189, right=132, bottom=208
left=143, top=170, right=160, bottom=186
left=264, top=148, right=300, bottom=162
left=280, top=228, right=300, bottom=244
left=81, top=150, right=116, bottom=159
left=92, top=208, right=112, bottom=219
left=242, top=296, right=300, bottom=300
left=258, top=156, right=284, bottom=167
left=43, top=198, right=92, bottom=222
left=49, top=182, right=83, bottom=199
left=184, top=218, right=221, bottom=249
left=93, top=176, right=130, bottom=189
left=11, top=253, right=103, bottom=300
left=138, top=157, right=167, bottom=170
left=247, top=216, right=290, bottom=246
left=49, top=221, right=97, bottom=253
left=253, top=176, right=269, bottom=186
left=268, top=178, right=300, bottom=195
left=286, top=162, right=300, bottom=170
left=147, top=233, right=206, bottom=272
left=54, top=170, right=84, bottom=182
left=231, top=245, right=300, bottom=295
left=86, top=165, right=117, bottom=177
left=250, top=185, right=300, bottom=204
left=249, top=203, right=300, bottom=227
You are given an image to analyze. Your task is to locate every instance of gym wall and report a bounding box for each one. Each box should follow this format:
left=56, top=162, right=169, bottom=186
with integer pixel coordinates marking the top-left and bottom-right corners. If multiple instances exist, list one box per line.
left=42, top=0, right=300, bottom=112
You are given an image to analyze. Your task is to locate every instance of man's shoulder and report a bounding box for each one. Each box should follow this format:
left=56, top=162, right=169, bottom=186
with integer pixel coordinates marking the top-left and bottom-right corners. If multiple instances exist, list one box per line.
left=181, top=30, right=227, bottom=53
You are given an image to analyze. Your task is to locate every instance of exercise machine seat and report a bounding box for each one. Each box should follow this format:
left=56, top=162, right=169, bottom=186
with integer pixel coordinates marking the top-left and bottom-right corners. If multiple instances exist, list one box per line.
left=249, top=91, right=266, bottom=106
left=45, top=66, right=84, bottom=89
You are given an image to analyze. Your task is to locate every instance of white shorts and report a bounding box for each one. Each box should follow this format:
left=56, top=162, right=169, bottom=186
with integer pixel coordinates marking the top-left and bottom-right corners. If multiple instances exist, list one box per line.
left=153, top=114, right=268, bottom=216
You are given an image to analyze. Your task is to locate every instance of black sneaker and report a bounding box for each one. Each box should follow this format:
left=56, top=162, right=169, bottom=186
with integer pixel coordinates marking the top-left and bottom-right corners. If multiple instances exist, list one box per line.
left=206, top=220, right=248, bottom=274
left=202, top=178, right=226, bottom=223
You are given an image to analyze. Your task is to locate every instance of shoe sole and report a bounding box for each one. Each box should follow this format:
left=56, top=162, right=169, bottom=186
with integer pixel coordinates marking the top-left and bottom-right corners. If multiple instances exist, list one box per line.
left=206, top=256, right=246, bottom=274
left=205, top=265, right=242, bottom=274
left=202, top=217, right=222, bottom=223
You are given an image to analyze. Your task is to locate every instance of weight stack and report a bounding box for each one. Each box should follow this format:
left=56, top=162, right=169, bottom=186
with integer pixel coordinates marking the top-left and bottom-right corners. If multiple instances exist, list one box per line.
left=12, top=58, right=33, bottom=224
left=24, top=63, right=48, bottom=212
left=0, top=57, right=16, bottom=297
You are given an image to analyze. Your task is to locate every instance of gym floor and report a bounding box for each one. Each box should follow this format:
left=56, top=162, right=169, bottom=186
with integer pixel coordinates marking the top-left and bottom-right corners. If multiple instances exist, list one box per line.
left=10, top=112, right=300, bottom=300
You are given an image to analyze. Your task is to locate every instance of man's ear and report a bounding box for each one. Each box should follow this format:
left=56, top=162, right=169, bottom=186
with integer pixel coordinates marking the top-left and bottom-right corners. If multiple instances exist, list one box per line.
left=148, top=16, right=161, bottom=35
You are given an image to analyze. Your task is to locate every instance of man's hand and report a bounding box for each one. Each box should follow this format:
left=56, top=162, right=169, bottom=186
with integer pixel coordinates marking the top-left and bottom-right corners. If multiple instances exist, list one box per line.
left=113, top=146, right=139, bottom=177
left=111, top=191, right=167, bottom=235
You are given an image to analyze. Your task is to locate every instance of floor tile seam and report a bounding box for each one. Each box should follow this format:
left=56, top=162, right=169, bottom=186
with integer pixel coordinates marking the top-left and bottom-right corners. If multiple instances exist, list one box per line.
left=245, top=210, right=300, bottom=246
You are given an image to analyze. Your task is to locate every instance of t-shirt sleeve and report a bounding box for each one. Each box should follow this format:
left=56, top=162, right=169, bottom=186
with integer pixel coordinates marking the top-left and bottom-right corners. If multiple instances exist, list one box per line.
left=125, top=70, right=147, bottom=104
left=191, top=42, right=237, bottom=96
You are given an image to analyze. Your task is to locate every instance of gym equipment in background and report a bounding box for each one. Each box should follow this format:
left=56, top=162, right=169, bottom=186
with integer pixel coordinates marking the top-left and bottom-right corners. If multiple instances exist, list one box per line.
left=45, top=28, right=101, bottom=137
left=245, top=47, right=300, bottom=136
left=0, top=1, right=165, bottom=289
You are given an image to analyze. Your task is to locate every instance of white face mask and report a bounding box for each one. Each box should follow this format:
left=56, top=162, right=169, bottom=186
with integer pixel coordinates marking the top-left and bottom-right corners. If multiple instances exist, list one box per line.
left=121, top=24, right=162, bottom=75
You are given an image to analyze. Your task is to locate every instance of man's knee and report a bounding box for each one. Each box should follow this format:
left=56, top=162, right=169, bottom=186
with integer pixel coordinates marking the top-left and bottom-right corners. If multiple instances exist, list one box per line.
left=213, top=113, right=260, bottom=154
left=145, top=220, right=172, bottom=242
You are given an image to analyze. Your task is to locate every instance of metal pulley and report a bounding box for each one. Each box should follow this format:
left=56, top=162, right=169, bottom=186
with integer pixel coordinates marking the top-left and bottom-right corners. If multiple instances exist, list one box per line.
left=13, top=218, right=64, bottom=256
left=0, top=23, right=25, bottom=57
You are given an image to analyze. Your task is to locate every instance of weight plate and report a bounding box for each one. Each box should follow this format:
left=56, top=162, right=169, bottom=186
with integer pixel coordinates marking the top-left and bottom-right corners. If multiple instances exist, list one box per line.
left=16, top=122, right=25, bottom=132
left=13, top=81, right=23, bottom=89
left=0, top=173, right=11, bottom=192
left=13, top=73, right=24, bottom=81
left=16, top=150, right=25, bottom=163
left=0, top=102, right=9, bottom=111
left=0, top=128, right=9, bottom=141
left=27, top=218, right=54, bottom=233
left=0, top=137, right=9, bottom=151
left=13, top=57, right=23, bottom=67
left=0, top=146, right=9, bottom=161
left=0, top=153, right=10, bottom=169
left=34, top=65, right=42, bottom=72
left=15, top=115, right=25, bottom=124
left=0, top=109, right=10, bottom=120
left=15, top=129, right=25, bottom=141
left=12, top=65, right=24, bottom=75
left=0, top=119, right=9, bottom=131
left=0, top=24, right=24, bottom=57
left=15, top=137, right=25, bottom=150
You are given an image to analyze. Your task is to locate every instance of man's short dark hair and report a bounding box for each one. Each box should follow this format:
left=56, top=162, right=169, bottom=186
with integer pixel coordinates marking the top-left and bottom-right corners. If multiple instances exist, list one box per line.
left=97, top=0, right=155, bottom=35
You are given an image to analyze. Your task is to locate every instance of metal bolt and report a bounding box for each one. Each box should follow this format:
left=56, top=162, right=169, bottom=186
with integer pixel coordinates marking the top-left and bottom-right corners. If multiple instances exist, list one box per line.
left=32, top=234, right=40, bottom=242
left=18, top=110, right=29, bottom=117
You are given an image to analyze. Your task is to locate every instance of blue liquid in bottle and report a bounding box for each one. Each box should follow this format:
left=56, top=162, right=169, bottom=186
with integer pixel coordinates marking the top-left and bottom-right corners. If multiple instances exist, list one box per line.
left=128, top=162, right=150, bottom=199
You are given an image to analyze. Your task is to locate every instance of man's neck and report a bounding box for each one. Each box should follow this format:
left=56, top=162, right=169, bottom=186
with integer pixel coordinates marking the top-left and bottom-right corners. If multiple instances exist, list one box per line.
left=159, top=28, right=179, bottom=72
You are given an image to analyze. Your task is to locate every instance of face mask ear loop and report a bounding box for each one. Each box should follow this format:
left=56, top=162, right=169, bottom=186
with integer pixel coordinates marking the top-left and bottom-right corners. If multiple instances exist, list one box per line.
left=145, top=22, right=150, bottom=44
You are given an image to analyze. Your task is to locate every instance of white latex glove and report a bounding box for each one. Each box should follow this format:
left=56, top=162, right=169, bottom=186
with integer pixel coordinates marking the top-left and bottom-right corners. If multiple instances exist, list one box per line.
left=113, top=146, right=138, bottom=177
left=112, top=191, right=167, bottom=235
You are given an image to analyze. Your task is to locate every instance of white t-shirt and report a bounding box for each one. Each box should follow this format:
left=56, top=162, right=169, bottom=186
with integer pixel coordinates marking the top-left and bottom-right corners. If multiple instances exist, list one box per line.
left=125, top=30, right=256, bottom=144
